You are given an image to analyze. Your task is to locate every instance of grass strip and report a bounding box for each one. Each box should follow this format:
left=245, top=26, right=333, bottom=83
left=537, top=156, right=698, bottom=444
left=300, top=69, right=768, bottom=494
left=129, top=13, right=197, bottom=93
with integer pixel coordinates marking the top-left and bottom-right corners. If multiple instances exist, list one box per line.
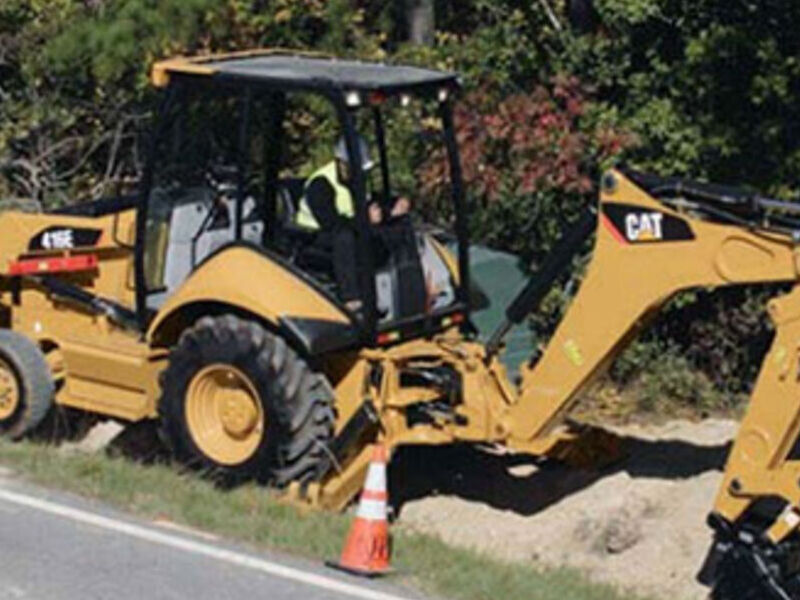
left=0, top=440, right=651, bottom=600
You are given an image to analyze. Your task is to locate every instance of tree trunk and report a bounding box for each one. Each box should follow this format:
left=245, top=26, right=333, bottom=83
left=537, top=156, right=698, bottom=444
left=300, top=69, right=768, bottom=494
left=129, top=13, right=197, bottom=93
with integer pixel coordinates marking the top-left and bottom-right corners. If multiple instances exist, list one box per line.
left=568, top=0, right=598, bottom=35
left=405, top=0, right=435, bottom=46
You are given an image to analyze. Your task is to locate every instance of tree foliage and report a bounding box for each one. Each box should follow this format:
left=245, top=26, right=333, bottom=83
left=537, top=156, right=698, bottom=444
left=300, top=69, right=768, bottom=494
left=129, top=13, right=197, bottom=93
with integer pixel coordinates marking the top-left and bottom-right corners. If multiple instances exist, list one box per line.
left=2, top=0, right=800, bottom=409
left=420, top=76, right=632, bottom=260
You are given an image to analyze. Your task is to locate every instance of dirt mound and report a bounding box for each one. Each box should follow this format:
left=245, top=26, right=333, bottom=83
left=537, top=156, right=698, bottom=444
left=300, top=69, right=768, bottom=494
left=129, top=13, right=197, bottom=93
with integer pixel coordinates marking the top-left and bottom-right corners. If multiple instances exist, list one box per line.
left=391, top=419, right=737, bottom=600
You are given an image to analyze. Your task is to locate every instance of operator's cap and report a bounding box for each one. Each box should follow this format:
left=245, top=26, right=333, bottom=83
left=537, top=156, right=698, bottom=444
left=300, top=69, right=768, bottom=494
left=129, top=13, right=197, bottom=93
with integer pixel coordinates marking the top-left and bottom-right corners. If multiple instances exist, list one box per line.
left=335, top=135, right=375, bottom=171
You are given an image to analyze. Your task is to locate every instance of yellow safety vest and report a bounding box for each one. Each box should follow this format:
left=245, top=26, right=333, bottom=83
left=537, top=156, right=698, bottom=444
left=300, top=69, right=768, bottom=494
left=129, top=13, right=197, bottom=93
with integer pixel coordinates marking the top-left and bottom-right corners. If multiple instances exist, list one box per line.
left=295, top=162, right=355, bottom=230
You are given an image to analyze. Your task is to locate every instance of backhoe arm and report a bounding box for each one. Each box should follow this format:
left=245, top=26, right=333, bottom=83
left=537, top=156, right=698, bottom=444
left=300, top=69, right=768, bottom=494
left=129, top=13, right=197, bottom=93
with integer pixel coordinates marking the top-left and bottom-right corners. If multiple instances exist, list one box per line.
left=506, top=170, right=799, bottom=448
left=711, top=285, right=800, bottom=534
left=494, top=170, right=800, bottom=595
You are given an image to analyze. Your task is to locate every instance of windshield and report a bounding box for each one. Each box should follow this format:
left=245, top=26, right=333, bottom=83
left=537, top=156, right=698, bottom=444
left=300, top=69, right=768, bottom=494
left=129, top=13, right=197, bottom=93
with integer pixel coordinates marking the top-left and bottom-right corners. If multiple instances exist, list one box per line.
left=348, top=92, right=457, bottom=229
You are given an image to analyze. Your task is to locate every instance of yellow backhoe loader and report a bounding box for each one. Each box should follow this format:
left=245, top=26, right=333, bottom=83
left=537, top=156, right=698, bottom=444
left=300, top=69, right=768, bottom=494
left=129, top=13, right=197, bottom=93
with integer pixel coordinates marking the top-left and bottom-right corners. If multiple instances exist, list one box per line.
left=1, top=50, right=800, bottom=598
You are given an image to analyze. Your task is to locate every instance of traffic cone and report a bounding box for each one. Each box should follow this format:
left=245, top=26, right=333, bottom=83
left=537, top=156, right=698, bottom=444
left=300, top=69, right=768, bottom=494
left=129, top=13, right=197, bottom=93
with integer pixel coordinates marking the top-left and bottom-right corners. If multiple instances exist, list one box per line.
left=328, top=443, right=392, bottom=577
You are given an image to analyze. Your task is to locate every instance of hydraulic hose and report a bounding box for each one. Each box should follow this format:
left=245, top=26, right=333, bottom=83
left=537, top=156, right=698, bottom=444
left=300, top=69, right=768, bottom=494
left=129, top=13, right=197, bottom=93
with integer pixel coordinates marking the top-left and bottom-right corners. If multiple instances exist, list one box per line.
left=485, top=208, right=597, bottom=360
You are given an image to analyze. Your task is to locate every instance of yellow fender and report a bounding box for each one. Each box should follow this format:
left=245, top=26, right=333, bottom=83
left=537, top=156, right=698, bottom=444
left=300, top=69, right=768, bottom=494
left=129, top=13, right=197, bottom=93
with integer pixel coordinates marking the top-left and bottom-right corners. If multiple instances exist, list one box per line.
left=147, top=245, right=353, bottom=350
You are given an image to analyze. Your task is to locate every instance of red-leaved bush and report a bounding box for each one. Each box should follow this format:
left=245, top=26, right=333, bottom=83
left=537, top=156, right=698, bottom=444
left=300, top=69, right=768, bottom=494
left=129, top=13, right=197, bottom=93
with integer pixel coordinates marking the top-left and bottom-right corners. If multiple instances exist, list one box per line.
left=420, top=76, right=634, bottom=205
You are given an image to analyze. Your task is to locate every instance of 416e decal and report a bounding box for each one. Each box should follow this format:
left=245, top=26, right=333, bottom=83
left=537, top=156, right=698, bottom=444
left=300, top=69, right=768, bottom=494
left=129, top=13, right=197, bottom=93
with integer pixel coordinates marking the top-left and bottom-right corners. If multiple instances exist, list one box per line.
left=28, top=227, right=103, bottom=252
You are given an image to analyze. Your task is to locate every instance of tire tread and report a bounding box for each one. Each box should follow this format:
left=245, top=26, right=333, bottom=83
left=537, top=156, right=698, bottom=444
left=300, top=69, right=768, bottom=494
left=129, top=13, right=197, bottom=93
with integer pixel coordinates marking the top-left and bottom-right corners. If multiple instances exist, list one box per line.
left=158, top=315, right=335, bottom=487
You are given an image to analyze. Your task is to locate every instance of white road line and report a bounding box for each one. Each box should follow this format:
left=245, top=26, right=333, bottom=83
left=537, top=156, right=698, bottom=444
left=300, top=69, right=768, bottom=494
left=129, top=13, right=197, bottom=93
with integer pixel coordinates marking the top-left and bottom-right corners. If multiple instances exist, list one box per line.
left=0, top=487, right=412, bottom=600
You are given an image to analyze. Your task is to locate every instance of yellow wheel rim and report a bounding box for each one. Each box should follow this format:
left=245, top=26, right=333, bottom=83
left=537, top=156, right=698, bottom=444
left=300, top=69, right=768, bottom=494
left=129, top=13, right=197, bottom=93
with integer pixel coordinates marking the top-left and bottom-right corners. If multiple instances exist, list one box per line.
left=185, top=364, right=265, bottom=466
left=0, top=357, right=20, bottom=422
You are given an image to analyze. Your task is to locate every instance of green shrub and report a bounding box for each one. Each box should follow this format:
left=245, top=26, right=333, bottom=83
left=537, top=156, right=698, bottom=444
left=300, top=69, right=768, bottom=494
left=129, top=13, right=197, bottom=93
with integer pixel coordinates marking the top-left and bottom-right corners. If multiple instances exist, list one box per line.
left=611, top=339, right=732, bottom=415
left=4, top=0, right=799, bottom=417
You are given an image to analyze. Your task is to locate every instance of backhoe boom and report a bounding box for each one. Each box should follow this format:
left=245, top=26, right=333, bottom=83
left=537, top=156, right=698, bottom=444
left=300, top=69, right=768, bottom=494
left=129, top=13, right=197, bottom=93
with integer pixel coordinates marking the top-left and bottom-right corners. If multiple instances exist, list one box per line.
left=499, top=169, right=800, bottom=596
left=508, top=170, right=798, bottom=445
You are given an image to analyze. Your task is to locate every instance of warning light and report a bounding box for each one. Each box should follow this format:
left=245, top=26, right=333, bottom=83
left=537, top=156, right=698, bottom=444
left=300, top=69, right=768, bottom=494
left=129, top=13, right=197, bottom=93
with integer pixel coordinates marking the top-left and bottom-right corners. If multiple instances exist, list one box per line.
left=345, top=91, right=362, bottom=107
left=441, top=313, right=464, bottom=328
left=368, top=91, right=387, bottom=106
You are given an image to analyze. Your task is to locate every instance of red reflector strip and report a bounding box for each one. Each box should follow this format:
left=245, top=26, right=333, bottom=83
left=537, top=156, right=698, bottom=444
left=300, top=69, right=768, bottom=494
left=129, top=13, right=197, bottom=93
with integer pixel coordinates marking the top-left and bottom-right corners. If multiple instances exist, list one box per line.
left=8, top=254, right=99, bottom=276
left=441, top=313, right=465, bottom=328
left=376, top=331, right=401, bottom=345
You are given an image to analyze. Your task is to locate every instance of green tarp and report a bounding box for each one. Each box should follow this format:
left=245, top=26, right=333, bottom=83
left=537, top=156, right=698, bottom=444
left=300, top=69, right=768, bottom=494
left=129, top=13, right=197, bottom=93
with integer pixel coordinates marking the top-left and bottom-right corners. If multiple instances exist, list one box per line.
left=464, top=245, right=533, bottom=375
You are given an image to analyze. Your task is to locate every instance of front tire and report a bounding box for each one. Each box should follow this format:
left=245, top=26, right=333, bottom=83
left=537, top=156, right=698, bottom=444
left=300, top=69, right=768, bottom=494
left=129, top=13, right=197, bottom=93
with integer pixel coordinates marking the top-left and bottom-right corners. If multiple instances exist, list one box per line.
left=158, top=315, right=335, bottom=486
left=0, top=330, right=55, bottom=439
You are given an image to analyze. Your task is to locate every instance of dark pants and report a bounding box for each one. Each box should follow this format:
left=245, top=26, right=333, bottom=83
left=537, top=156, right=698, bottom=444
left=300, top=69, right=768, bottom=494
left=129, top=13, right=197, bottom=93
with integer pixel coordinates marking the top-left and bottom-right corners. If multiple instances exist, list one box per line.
left=324, top=217, right=424, bottom=312
left=375, top=217, right=427, bottom=317
left=330, top=225, right=361, bottom=302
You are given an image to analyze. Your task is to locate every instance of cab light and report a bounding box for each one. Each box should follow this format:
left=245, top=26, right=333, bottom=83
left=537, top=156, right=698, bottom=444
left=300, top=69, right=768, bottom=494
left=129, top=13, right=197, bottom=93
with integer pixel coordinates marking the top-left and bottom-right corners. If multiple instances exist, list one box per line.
left=345, top=91, right=362, bottom=107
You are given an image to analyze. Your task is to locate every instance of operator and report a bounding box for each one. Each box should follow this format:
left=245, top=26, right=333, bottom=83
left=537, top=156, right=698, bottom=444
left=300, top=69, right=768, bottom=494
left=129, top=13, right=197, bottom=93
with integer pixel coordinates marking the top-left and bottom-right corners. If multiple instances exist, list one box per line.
left=295, top=135, right=411, bottom=313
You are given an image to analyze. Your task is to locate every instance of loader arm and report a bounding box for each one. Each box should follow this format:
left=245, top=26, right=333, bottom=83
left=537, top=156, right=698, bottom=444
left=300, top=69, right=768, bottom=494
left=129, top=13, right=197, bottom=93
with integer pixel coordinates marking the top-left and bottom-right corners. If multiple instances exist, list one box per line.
left=507, top=169, right=799, bottom=447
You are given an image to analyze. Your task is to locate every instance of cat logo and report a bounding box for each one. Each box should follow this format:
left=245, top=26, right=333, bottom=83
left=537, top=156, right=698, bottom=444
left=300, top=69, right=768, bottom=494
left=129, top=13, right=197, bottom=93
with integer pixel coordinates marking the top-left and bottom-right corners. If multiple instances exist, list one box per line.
left=601, top=203, right=695, bottom=245
left=625, top=212, right=663, bottom=242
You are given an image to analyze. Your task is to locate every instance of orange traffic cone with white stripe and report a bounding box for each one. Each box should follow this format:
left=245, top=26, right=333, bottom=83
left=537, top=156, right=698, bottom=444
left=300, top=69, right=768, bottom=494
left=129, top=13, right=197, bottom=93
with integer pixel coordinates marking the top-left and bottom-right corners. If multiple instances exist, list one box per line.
left=327, top=443, right=392, bottom=577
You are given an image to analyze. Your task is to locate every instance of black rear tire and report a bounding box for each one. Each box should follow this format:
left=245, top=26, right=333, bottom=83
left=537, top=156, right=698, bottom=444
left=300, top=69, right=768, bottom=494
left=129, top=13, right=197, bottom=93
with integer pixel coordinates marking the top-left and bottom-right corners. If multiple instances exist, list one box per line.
left=0, top=330, right=55, bottom=439
left=158, top=315, right=336, bottom=486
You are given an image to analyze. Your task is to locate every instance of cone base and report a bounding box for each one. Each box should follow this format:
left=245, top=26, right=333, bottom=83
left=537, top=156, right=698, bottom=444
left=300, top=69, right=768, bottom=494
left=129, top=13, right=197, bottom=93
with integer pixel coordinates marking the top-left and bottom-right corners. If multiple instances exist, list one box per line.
left=325, top=560, right=393, bottom=578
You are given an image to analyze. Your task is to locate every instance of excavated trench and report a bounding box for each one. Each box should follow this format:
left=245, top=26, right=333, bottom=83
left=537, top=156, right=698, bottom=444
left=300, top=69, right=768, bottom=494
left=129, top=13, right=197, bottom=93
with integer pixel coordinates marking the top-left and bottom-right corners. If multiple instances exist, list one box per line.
left=390, top=419, right=737, bottom=600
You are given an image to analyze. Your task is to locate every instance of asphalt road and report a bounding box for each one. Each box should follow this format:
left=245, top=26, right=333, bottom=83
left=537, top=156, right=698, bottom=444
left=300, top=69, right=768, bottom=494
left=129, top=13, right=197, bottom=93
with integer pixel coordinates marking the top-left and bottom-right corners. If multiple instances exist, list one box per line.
left=0, top=478, right=418, bottom=600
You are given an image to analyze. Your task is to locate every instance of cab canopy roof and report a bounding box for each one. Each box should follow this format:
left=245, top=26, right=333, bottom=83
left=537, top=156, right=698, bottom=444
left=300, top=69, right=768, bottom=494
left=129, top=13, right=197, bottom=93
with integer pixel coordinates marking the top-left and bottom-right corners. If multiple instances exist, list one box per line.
left=152, top=50, right=459, bottom=95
